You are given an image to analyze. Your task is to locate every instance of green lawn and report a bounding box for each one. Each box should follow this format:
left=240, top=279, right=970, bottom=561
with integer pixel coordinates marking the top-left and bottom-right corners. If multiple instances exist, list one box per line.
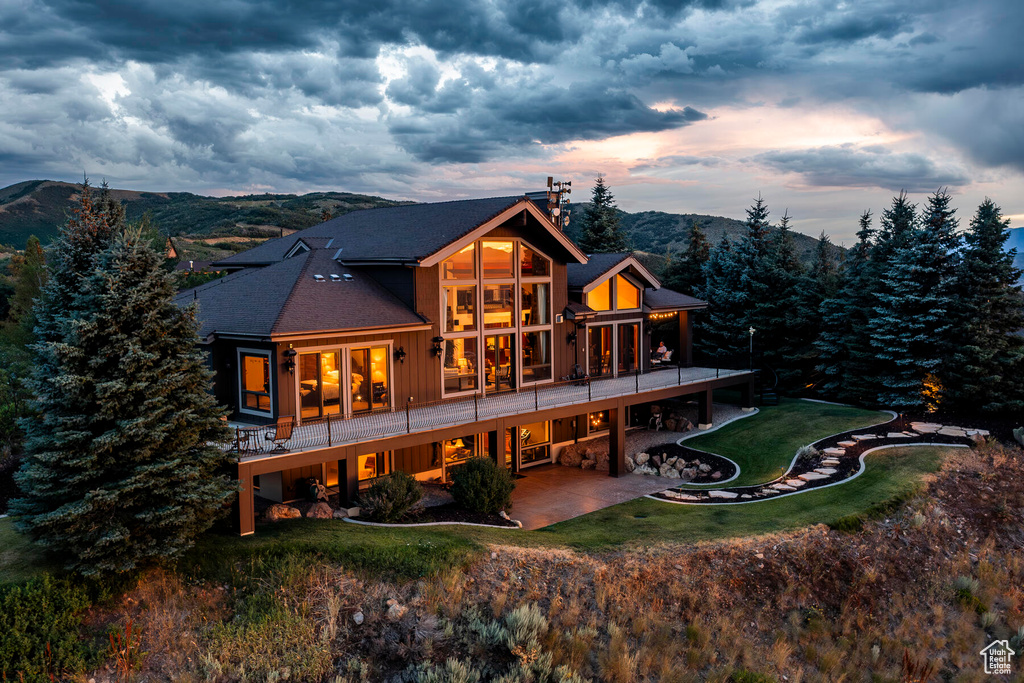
left=681, top=398, right=890, bottom=485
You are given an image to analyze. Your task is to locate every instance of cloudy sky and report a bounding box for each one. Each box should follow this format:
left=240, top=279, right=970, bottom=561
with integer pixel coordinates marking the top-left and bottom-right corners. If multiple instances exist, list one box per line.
left=2, top=0, right=1022, bottom=242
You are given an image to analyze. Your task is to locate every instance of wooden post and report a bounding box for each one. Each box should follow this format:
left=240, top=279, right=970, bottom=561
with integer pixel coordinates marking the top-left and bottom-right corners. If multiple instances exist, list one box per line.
left=237, top=461, right=255, bottom=536
left=343, top=448, right=359, bottom=507
left=488, top=418, right=506, bottom=468
left=609, top=400, right=626, bottom=477
left=679, top=311, right=693, bottom=368
left=698, top=387, right=713, bottom=429
left=739, top=376, right=755, bottom=409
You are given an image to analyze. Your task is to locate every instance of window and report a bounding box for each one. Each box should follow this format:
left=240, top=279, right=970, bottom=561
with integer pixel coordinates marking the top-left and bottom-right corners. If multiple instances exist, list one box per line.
left=522, top=330, right=551, bottom=382
left=358, top=452, right=391, bottom=481
left=588, top=279, right=611, bottom=311
left=588, top=325, right=613, bottom=377
left=443, top=338, right=478, bottom=393
left=520, top=282, right=549, bottom=326
left=520, top=421, right=551, bottom=465
left=588, top=411, right=610, bottom=433
left=299, top=350, right=341, bottom=418
left=618, top=323, right=639, bottom=374
left=616, top=274, right=641, bottom=309
left=481, top=241, right=514, bottom=278
left=483, top=284, right=514, bottom=329
left=521, top=245, right=550, bottom=277
left=351, top=345, right=390, bottom=412
left=442, top=244, right=475, bottom=280
left=443, top=285, right=477, bottom=332
left=240, top=352, right=271, bottom=414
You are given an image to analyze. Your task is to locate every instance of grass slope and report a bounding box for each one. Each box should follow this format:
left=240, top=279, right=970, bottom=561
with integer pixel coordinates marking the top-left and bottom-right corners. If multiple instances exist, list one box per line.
left=682, top=398, right=890, bottom=485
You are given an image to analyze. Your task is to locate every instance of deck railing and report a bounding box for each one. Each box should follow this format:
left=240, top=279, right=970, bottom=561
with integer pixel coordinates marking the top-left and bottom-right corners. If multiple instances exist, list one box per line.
left=234, top=363, right=750, bottom=458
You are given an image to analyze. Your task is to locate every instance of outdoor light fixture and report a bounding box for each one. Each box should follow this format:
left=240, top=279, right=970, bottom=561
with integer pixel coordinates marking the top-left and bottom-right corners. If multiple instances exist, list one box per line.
left=431, top=336, right=445, bottom=357
left=748, top=327, right=756, bottom=371
left=566, top=330, right=577, bottom=345
left=394, top=346, right=407, bottom=364
left=282, top=348, right=297, bottom=373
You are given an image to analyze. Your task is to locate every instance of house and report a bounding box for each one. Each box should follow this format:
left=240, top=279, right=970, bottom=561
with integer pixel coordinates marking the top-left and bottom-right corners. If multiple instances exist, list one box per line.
left=178, top=191, right=754, bottom=535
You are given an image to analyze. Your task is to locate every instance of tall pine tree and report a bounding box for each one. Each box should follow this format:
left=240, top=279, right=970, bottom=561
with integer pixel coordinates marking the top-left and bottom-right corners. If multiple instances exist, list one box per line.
left=943, top=199, right=1024, bottom=412
left=13, top=181, right=236, bottom=576
left=577, top=175, right=628, bottom=253
left=661, top=219, right=710, bottom=295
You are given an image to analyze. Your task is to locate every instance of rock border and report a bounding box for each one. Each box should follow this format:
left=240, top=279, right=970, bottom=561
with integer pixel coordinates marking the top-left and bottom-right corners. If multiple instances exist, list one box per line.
left=343, top=517, right=522, bottom=530
left=646, top=442, right=970, bottom=506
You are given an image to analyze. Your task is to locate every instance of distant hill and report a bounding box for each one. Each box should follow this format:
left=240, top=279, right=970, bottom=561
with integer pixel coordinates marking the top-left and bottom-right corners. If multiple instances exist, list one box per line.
left=565, top=205, right=823, bottom=264
left=0, top=180, right=413, bottom=247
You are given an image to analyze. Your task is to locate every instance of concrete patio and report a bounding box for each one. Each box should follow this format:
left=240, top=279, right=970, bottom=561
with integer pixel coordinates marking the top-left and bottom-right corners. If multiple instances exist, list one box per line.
left=510, top=464, right=670, bottom=530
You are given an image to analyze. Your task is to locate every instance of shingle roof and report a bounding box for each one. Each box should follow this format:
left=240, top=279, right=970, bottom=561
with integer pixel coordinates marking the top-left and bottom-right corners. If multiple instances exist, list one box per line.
left=176, top=250, right=426, bottom=338
left=566, top=253, right=632, bottom=288
left=215, top=195, right=526, bottom=267
left=644, top=287, right=707, bottom=311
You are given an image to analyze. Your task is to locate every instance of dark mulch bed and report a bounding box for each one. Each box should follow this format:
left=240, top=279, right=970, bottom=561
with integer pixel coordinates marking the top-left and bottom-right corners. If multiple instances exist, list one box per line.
left=254, top=493, right=517, bottom=527
left=655, top=414, right=984, bottom=503
left=641, top=443, right=738, bottom=483
left=0, top=455, right=21, bottom=515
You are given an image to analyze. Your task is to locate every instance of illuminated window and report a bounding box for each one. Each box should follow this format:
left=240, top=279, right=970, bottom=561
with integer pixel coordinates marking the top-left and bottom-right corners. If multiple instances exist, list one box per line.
left=481, top=241, right=514, bottom=278
left=442, top=244, right=475, bottom=280
left=520, top=420, right=550, bottom=465
left=521, top=282, right=549, bottom=326
left=520, top=245, right=550, bottom=277
left=588, top=325, right=613, bottom=377
left=240, top=353, right=271, bottom=414
left=522, top=330, right=551, bottom=382
left=618, top=323, right=639, bottom=374
left=616, top=275, right=641, bottom=309
left=443, top=285, right=477, bottom=332
left=443, top=338, right=478, bottom=393
left=483, top=284, right=514, bottom=329
left=588, top=279, right=611, bottom=311
left=588, top=411, right=610, bottom=433
left=358, top=452, right=391, bottom=481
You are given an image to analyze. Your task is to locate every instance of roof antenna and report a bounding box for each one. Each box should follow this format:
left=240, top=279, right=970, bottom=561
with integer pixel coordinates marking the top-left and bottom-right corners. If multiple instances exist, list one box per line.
left=547, top=177, right=571, bottom=230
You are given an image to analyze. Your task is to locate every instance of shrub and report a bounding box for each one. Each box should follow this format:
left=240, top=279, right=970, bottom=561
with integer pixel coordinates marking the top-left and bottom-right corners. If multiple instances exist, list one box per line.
left=450, top=457, right=516, bottom=515
left=795, top=445, right=819, bottom=466
left=0, top=575, right=94, bottom=682
left=358, top=471, right=422, bottom=523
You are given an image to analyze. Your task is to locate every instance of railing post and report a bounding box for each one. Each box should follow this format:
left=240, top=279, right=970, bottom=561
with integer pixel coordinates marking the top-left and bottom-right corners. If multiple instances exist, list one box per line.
left=678, top=364, right=681, bottom=384
left=534, top=383, right=539, bottom=410
left=635, top=368, right=639, bottom=393
left=235, top=427, right=240, bottom=453
left=327, top=415, right=332, bottom=446
left=474, top=393, right=479, bottom=422
left=406, top=398, right=411, bottom=433
left=587, top=377, right=592, bottom=402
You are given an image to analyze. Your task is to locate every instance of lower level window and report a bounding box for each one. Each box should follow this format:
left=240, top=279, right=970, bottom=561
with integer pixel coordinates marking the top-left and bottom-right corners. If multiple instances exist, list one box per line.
left=588, top=411, right=610, bottom=433
left=240, top=352, right=272, bottom=413
left=358, top=452, right=391, bottom=481
left=520, top=420, right=551, bottom=465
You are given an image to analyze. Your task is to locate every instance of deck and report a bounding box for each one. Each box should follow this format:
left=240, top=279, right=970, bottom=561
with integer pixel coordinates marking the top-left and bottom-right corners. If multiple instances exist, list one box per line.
left=233, top=365, right=752, bottom=462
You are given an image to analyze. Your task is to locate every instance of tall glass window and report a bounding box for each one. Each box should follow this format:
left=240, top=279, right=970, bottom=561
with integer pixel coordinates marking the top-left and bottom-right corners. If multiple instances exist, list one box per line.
left=442, top=244, right=476, bottom=280
left=241, top=353, right=271, bottom=413
left=520, top=421, right=551, bottom=465
left=520, top=245, right=550, bottom=277
left=588, top=325, right=613, bottom=377
left=616, top=274, right=641, bottom=309
left=520, top=282, right=549, bottom=326
left=481, top=241, right=514, bottom=278
left=588, top=279, right=611, bottom=311
left=522, top=330, right=551, bottom=382
left=618, top=323, right=639, bottom=374
left=443, top=338, right=478, bottom=393
left=443, top=285, right=477, bottom=332
left=483, top=284, right=514, bottom=329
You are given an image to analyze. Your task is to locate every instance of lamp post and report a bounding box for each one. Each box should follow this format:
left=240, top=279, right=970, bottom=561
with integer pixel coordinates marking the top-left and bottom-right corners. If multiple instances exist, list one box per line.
left=748, top=327, right=755, bottom=371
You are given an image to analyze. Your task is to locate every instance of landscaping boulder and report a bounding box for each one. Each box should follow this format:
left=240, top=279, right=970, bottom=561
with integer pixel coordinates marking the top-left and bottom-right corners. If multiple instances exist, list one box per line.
left=711, top=471, right=722, bottom=480
left=581, top=459, right=596, bottom=470
left=680, top=467, right=697, bottom=480
left=306, top=502, right=334, bottom=519
left=664, top=418, right=677, bottom=431
left=698, top=463, right=711, bottom=473
left=624, top=457, right=636, bottom=473
left=559, top=444, right=584, bottom=467
left=652, top=455, right=662, bottom=467
left=386, top=600, right=407, bottom=621
left=673, top=459, right=686, bottom=471
left=663, top=467, right=681, bottom=479
left=635, top=452, right=650, bottom=465
left=265, top=504, right=301, bottom=522
left=333, top=508, right=348, bottom=520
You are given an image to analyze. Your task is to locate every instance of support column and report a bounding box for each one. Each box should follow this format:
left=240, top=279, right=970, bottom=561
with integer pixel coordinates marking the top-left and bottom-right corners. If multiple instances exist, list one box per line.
left=679, top=311, right=693, bottom=368
left=343, top=447, right=359, bottom=507
left=609, top=400, right=626, bottom=477
left=739, top=376, right=756, bottom=411
left=237, top=461, right=255, bottom=537
left=697, top=387, right=713, bottom=429
left=488, top=418, right=507, bottom=468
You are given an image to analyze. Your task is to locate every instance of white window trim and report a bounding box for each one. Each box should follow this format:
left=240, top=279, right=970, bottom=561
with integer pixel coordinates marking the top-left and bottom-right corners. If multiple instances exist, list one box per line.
left=291, top=340, right=395, bottom=424
left=238, top=347, right=274, bottom=417
left=585, top=271, right=644, bottom=314
left=584, top=318, right=644, bottom=379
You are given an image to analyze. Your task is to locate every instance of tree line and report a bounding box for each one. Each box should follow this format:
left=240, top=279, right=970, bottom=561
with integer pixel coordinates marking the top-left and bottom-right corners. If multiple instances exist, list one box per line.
left=658, top=189, right=1024, bottom=414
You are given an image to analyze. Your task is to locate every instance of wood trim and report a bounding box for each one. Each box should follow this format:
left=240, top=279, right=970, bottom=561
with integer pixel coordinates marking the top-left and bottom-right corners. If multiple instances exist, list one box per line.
left=420, top=199, right=588, bottom=267
left=580, top=255, right=662, bottom=293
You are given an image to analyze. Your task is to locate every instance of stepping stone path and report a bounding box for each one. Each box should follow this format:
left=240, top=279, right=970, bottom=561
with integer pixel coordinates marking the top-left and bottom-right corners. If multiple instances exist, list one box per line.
left=664, top=491, right=699, bottom=501
left=910, top=422, right=941, bottom=434
left=814, top=468, right=837, bottom=475
left=837, top=440, right=857, bottom=448
left=708, top=490, right=739, bottom=499
left=823, top=447, right=846, bottom=457
left=785, top=479, right=808, bottom=488
left=822, top=459, right=841, bottom=466
left=887, top=432, right=911, bottom=439
left=938, top=427, right=967, bottom=437
left=852, top=434, right=877, bottom=441
left=798, top=472, right=829, bottom=481
left=771, top=483, right=796, bottom=491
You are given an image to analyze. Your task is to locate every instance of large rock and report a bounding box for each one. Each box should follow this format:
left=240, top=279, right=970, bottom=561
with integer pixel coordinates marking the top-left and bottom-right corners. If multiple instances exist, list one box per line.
left=674, top=459, right=687, bottom=471
left=659, top=463, right=673, bottom=477
left=265, top=504, right=301, bottom=522
left=664, top=467, right=681, bottom=479
left=559, top=445, right=584, bottom=467
left=624, top=456, right=636, bottom=473
left=580, top=459, right=596, bottom=470
left=306, top=502, right=334, bottom=519
left=635, top=464, right=658, bottom=476
left=652, top=455, right=663, bottom=467
left=386, top=601, right=407, bottom=621
left=677, top=418, right=694, bottom=432
left=664, top=490, right=698, bottom=501
left=938, top=427, right=967, bottom=437
left=708, top=490, right=738, bottom=499
left=680, top=467, right=697, bottom=480
left=635, top=452, right=650, bottom=465
left=664, top=418, right=677, bottom=431
left=333, top=508, right=349, bottom=520
left=798, top=472, right=828, bottom=481
left=698, top=463, right=712, bottom=473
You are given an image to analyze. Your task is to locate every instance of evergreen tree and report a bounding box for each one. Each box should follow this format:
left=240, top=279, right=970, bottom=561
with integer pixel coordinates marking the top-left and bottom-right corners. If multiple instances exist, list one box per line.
left=943, top=199, right=1024, bottom=412
left=661, top=220, right=710, bottom=295
left=2, top=235, right=47, bottom=346
left=577, top=175, right=628, bottom=253
left=697, top=237, right=743, bottom=363
left=816, top=211, right=875, bottom=401
left=13, top=181, right=235, bottom=576
left=867, top=190, right=958, bottom=411
left=810, top=231, right=842, bottom=301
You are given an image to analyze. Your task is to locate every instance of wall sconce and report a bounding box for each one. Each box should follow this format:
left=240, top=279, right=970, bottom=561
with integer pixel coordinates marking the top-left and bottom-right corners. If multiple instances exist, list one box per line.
left=566, top=331, right=577, bottom=345
left=394, top=346, right=407, bottom=364
left=431, top=336, right=445, bottom=357
left=282, top=348, right=297, bottom=373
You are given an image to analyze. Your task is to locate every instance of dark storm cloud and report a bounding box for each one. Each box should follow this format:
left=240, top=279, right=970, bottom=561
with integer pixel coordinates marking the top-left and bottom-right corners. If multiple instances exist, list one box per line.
left=754, top=144, right=968, bottom=192
left=389, top=82, right=707, bottom=163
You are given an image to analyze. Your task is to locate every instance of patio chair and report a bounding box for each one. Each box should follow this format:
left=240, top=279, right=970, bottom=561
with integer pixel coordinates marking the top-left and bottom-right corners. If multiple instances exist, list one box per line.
left=264, top=416, right=294, bottom=452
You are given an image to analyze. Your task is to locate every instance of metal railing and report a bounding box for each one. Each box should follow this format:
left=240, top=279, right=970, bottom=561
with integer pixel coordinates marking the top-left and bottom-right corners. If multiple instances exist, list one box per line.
left=234, top=363, right=750, bottom=458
